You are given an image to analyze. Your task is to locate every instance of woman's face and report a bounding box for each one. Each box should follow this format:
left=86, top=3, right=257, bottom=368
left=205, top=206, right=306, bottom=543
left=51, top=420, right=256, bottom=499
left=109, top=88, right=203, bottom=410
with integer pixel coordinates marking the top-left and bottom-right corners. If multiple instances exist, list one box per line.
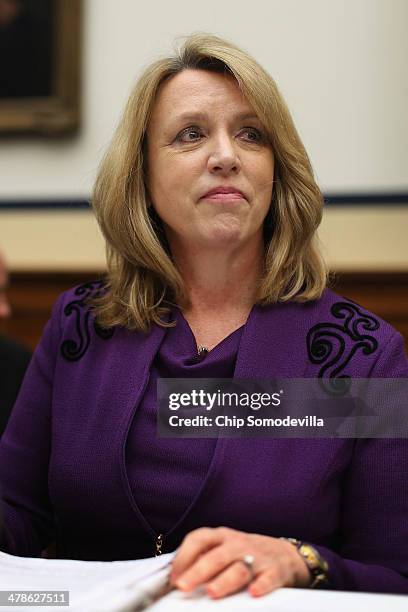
left=146, top=69, right=274, bottom=255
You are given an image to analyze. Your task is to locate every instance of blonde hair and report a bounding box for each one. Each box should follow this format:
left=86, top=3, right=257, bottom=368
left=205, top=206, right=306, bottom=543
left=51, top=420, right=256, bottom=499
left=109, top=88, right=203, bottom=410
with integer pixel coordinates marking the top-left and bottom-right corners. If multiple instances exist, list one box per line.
left=91, top=32, right=327, bottom=331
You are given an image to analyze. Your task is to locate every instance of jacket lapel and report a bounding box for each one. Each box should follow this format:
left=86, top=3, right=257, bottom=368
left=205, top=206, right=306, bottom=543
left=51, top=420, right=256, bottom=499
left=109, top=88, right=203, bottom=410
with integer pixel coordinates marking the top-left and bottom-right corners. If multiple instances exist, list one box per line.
left=235, top=302, right=312, bottom=378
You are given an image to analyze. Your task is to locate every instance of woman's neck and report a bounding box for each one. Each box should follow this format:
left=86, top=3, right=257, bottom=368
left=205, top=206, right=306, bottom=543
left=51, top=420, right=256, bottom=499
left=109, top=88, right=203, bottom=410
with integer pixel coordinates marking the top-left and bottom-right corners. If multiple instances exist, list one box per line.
left=172, top=240, right=264, bottom=317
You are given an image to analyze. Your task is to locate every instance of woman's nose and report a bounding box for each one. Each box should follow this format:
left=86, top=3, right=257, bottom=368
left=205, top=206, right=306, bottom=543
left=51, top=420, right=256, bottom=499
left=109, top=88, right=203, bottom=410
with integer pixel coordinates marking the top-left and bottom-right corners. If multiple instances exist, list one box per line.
left=207, top=134, right=241, bottom=174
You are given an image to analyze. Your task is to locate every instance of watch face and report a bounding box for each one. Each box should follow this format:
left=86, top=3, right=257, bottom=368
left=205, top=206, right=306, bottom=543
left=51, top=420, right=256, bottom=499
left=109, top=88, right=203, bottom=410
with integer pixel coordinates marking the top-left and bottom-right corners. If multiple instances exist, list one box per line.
left=300, top=544, right=320, bottom=568
left=285, top=538, right=329, bottom=580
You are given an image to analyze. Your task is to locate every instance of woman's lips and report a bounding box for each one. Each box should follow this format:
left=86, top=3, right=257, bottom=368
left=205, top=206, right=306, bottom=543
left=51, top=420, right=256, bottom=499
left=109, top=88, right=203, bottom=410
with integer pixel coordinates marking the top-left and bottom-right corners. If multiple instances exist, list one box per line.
left=202, top=193, right=245, bottom=201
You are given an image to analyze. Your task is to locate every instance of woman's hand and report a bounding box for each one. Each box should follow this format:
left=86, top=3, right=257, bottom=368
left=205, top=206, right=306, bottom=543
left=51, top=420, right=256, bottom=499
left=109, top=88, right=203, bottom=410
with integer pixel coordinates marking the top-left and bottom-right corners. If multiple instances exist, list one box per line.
left=169, top=527, right=311, bottom=599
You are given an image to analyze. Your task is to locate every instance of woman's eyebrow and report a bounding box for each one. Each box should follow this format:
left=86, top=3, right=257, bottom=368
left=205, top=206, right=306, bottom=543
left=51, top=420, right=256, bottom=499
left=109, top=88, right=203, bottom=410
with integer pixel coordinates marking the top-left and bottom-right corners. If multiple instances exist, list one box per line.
left=172, top=110, right=261, bottom=123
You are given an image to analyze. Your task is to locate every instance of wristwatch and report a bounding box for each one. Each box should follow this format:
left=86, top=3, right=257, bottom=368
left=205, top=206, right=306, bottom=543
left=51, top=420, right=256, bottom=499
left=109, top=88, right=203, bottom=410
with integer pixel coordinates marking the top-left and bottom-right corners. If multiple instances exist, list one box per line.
left=283, top=538, right=329, bottom=588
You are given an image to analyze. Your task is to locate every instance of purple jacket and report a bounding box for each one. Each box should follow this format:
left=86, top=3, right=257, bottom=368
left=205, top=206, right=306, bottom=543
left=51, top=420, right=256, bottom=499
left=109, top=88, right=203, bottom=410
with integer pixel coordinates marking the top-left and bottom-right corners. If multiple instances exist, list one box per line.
left=0, top=281, right=407, bottom=594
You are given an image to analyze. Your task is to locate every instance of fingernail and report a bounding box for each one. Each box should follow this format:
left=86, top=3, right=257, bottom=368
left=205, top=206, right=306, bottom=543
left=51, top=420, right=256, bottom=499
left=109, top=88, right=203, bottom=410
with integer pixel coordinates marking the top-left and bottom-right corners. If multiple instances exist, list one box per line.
left=207, top=585, right=219, bottom=598
left=249, top=585, right=260, bottom=597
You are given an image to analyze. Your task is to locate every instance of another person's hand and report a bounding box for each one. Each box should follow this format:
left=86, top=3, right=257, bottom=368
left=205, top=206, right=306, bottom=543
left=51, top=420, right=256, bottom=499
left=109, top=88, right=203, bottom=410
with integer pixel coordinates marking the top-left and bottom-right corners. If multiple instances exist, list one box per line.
left=170, top=526, right=311, bottom=599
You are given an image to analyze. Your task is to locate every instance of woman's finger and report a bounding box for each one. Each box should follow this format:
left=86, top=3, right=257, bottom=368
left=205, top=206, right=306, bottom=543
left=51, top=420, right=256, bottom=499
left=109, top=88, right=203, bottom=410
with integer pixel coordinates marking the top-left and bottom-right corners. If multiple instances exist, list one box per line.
left=206, top=559, right=256, bottom=599
left=172, top=539, right=241, bottom=591
left=170, top=527, right=227, bottom=583
left=248, top=556, right=294, bottom=597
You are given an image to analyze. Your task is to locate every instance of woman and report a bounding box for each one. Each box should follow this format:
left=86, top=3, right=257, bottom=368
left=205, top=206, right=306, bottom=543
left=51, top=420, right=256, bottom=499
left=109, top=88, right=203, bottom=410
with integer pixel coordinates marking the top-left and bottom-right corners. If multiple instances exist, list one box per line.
left=0, top=33, right=407, bottom=600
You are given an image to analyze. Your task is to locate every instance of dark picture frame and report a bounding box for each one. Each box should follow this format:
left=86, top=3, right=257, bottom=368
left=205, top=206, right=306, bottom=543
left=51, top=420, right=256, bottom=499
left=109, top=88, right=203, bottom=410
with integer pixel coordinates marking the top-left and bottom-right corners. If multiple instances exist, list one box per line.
left=0, top=0, right=81, bottom=135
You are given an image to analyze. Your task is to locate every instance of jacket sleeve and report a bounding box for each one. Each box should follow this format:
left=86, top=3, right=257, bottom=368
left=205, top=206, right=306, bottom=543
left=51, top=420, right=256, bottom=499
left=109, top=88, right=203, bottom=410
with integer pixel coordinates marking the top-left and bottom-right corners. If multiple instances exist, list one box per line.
left=0, top=294, right=64, bottom=557
left=312, top=331, right=408, bottom=593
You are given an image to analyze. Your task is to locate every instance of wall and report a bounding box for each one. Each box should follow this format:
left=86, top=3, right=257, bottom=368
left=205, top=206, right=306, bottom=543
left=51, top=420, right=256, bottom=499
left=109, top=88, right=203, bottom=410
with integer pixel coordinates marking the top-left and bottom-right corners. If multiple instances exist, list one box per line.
left=0, top=0, right=407, bottom=271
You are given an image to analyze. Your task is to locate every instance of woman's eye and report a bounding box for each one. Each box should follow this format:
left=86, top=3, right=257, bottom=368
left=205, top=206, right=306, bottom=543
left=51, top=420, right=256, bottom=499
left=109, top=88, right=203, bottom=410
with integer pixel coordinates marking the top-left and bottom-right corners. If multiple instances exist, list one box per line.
left=177, top=126, right=203, bottom=142
left=175, top=126, right=265, bottom=144
left=241, top=127, right=263, bottom=142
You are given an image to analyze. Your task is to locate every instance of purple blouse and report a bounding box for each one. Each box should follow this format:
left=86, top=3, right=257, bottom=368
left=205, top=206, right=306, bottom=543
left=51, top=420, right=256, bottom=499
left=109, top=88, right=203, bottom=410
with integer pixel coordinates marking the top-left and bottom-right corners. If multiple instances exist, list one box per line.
left=127, top=308, right=243, bottom=534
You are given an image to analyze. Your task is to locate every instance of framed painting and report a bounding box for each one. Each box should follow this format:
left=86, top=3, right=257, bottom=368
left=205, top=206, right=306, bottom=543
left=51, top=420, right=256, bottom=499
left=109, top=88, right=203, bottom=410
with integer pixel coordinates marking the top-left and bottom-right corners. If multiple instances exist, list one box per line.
left=0, top=0, right=81, bottom=134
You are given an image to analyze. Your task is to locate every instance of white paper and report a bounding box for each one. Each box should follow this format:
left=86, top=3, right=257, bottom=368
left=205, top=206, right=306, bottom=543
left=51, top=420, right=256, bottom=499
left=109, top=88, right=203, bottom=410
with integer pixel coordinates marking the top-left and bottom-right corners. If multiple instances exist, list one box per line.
left=0, top=550, right=174, bottom=611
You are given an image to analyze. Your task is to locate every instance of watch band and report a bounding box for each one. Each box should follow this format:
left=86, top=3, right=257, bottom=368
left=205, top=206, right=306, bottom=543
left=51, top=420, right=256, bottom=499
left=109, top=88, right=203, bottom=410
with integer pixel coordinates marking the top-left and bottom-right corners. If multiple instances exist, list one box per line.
left=283, top=537, right=329, bottom=588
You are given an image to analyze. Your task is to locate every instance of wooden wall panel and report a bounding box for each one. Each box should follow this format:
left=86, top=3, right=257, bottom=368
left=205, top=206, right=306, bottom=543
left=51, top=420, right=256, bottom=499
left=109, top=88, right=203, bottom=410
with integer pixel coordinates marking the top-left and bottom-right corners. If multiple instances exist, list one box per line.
left=0, top=272, right=93, bottom=351
left=1, top=271, right=407, bottom=353
left=329, top=273, right=408, bottom=350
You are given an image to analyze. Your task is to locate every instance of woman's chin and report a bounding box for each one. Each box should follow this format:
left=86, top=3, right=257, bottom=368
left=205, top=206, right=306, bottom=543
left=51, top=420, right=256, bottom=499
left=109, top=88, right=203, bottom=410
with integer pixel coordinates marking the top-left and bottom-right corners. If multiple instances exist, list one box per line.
left=201, top=227, right=243, bottom=247
left=201, top=217, right=244, bottom=244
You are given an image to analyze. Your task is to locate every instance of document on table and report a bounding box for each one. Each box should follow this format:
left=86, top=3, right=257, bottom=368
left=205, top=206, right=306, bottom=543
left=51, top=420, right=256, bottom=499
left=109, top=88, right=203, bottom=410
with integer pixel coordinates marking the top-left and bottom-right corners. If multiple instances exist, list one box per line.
left=0, top=550, right=174, bottom=611
left=0, top=551, right=407, bottom=611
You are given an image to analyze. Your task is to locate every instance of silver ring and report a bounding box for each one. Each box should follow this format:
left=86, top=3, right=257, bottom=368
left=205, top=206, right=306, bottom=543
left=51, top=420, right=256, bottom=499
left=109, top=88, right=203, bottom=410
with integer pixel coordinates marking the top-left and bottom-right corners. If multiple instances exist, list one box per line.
left=240, top=554, right=255, bottom=582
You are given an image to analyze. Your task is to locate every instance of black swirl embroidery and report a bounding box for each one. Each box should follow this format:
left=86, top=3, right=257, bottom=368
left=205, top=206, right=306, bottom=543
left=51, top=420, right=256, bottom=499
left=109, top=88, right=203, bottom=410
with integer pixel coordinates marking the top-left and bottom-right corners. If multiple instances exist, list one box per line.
left=307, top=301, right=380, bottom=394
left=60, top=280, right=115, bottom=362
